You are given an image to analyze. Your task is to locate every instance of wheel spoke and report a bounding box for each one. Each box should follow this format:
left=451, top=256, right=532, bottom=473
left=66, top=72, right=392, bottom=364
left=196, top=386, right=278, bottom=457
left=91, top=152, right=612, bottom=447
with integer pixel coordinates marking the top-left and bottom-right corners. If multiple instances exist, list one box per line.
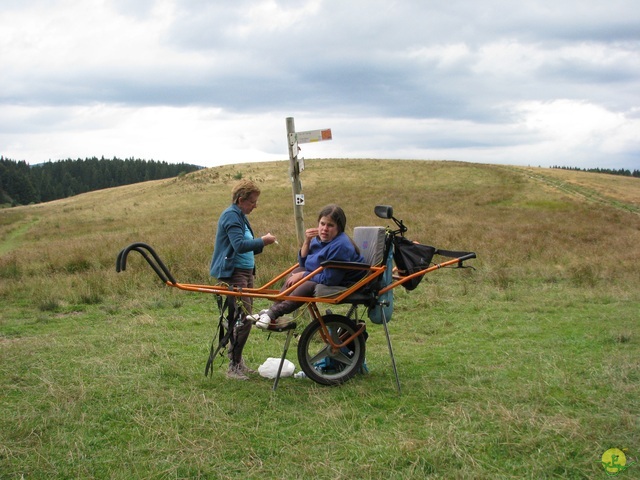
left=328, top=328, right=343, bottom=344
left=331, top=350, right=354, bottom=366
left=308, top=344, right=331, bottom=365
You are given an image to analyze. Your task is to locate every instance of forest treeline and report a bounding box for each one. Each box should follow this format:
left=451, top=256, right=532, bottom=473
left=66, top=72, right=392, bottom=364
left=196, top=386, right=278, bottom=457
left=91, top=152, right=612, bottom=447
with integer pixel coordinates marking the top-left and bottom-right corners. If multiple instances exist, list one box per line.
left=552, top=166, right=640, bottom=177
left=0, top=157, right=202, bottom=206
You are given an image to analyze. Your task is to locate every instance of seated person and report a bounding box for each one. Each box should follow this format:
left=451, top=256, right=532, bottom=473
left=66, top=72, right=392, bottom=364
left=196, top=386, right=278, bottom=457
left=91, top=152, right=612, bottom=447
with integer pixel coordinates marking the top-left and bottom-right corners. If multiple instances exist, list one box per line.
left=248, top=204, right=366, bottom=329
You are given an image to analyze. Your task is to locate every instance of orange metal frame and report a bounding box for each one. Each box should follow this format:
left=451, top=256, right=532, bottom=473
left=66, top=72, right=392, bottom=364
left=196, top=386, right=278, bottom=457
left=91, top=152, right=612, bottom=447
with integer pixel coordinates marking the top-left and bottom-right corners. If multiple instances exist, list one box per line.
left=162, top=255, right=468, bottom=351
left=166, top=254, right=469, bottom=300
left=117, top=240, right=474, bottom=354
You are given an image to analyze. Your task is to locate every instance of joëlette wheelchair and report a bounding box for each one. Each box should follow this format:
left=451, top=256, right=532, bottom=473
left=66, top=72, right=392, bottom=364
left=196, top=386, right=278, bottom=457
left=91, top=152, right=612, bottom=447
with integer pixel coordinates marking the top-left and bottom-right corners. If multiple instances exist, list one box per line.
left=116, top=205, right=476, bottom=393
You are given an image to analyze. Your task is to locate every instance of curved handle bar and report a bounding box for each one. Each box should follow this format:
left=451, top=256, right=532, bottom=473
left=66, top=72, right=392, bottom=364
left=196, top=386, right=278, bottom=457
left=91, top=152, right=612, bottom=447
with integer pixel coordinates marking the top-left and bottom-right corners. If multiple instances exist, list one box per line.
left=438, top=251, right=476, bottom=267
left=116, top=242, right=177, bottom=285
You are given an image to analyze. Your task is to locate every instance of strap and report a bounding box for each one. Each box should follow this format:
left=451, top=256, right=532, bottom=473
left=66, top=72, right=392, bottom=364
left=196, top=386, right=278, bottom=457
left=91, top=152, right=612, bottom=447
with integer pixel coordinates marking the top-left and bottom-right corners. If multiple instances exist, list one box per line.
left=205, top=295, right=234, bottom=377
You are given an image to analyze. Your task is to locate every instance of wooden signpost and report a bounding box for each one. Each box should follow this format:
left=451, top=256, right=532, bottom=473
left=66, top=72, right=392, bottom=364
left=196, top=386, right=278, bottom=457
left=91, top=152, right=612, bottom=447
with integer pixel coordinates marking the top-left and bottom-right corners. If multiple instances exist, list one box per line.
left=286, top=117, right=332, bottom=246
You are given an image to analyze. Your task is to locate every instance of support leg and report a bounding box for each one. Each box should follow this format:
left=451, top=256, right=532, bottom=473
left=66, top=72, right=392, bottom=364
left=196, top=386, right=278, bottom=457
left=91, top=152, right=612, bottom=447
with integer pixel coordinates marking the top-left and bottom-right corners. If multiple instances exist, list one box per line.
left=381, top=308, right=401, bottom=395
left=272, top=328, right=295, bottom=391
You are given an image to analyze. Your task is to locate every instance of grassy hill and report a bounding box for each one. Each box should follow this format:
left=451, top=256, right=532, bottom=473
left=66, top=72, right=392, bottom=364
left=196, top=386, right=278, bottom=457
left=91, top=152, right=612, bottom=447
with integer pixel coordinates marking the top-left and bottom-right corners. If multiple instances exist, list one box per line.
left=1, top=159, right=639, bottom=478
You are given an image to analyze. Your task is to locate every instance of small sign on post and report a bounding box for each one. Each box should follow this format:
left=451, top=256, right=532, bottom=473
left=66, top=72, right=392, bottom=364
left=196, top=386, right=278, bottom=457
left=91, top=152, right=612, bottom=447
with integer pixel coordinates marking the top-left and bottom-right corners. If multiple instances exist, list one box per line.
left=289, top=129, right=332, bottom=145
left=285, top=118, right=332, bottom=246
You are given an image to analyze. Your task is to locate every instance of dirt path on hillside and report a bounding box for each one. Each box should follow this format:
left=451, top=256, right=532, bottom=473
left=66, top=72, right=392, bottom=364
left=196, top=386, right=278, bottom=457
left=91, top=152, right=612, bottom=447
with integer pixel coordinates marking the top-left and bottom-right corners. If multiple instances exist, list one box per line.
left=0, top=217, right=39, bottom=256
left=505, top=167, right=640, bottom=216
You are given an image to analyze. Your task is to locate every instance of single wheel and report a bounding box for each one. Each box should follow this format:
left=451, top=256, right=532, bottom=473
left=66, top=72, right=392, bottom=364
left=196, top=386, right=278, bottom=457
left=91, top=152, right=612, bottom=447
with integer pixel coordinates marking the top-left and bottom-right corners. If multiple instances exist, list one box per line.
left=297, top=314, right=366, bottom=386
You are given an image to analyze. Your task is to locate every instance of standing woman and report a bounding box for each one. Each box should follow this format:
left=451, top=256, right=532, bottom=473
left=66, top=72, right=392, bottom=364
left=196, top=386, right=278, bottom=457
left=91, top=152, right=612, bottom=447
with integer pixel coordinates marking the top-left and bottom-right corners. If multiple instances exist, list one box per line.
left=210, top=179, right=277, bottom=380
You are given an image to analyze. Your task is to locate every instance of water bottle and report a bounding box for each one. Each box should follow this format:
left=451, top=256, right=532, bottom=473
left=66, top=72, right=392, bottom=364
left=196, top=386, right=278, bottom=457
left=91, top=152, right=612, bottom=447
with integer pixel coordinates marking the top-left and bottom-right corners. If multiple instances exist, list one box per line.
left=294, top=371, right=306, bottom=379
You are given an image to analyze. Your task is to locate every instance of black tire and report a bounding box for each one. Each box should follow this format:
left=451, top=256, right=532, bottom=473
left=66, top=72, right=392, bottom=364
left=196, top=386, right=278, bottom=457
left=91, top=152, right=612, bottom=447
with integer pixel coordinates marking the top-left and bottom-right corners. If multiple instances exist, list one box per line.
left=297, top=314, right=366, bottom=386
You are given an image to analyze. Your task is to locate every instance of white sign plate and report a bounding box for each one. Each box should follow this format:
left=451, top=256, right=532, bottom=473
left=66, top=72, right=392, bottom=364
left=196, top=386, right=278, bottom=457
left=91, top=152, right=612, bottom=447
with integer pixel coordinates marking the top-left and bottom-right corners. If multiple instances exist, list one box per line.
left=289, top=129, right=332, bottom=145
left=295, top=194, right=305, bottom=205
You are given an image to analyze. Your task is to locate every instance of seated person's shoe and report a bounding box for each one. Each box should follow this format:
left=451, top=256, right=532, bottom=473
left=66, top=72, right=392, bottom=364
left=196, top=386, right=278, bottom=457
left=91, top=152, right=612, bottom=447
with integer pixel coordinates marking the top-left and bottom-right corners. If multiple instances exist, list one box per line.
left=247, top=313, right=295, bottom=331
left=247, top=312, right=272, bottom=329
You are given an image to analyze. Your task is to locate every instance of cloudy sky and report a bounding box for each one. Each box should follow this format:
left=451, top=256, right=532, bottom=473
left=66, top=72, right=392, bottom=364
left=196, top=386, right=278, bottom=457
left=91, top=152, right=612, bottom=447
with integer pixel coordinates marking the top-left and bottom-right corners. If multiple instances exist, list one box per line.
left=1, top=0, right=639, bottom=170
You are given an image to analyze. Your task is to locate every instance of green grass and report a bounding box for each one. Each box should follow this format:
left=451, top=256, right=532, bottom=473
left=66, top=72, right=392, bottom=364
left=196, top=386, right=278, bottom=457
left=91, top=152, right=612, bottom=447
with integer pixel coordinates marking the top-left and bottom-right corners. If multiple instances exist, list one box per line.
left=2, top=286, right=637, bottom=478
left=1, top=159, right=639, bottom=478
left=0, top=216, right=39, bottom=257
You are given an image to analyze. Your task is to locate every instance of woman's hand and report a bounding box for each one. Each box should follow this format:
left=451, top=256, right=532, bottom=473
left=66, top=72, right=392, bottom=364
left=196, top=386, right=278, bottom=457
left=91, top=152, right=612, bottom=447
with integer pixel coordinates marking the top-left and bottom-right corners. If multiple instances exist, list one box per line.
left=304, top=228, right=319, bottom=243
left=261, top=233, right=277, bottom=245
left=300, top=227, right=318, bottom=257
left=285, top=271, right=306, bottom=288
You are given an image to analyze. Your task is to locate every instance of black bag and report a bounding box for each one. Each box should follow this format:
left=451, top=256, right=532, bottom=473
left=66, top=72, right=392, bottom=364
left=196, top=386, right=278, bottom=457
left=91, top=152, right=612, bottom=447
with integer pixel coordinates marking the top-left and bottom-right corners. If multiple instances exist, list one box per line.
left=393, top=237, right=436, bottom=291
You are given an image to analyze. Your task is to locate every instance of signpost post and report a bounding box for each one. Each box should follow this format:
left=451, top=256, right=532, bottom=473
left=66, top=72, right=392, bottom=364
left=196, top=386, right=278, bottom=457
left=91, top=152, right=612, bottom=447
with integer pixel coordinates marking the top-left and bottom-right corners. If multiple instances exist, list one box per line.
left=285, top=117, right=332, bottom=246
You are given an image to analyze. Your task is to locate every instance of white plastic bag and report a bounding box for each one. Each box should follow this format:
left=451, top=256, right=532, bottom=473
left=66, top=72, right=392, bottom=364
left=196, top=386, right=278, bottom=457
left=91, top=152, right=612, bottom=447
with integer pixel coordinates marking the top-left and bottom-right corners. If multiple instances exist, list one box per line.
left=258, top=357, right=295, bottom=379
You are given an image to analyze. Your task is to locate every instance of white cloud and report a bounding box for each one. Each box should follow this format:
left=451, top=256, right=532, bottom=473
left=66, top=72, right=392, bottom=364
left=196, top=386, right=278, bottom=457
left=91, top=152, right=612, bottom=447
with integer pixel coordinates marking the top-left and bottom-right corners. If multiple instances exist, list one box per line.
left=1, top=0, right=639, bottom=170
left=232, top=0, right=322, bottom=36
left=408, top=43, right=472, bottom=71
